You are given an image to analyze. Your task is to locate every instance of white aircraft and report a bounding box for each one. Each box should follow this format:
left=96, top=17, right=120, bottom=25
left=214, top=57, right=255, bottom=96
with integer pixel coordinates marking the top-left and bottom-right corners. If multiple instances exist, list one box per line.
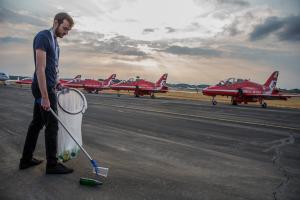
left=0, top=72, right=9, bottom=81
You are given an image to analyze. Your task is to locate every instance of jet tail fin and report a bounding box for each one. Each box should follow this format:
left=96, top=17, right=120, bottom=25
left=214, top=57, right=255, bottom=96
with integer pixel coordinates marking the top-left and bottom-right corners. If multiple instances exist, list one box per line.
left=264, top=71, right=279, bottom=90
left=155, top=73, right=168, bottom=89
left=73, top=75, right=81, bottom=80
left=156, top=73, right=168, bottom=85
left=103, top=74, right=116, bottom=87
left=66, top=75, right=81, bottom=83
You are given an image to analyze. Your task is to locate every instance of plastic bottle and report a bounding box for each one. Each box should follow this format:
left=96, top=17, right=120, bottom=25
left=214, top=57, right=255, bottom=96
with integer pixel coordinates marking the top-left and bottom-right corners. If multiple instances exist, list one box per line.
left=79, top=177, right=103, bottom=186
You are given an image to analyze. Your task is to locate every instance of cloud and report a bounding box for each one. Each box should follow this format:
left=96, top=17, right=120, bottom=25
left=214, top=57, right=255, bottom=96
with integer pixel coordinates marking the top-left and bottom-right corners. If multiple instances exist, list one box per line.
left=277, top=15, right=300, bottom=41
left=65, top=29, right=224, bottom=58
left=0, top=8, right=47, bottom=27
left=250, top=15, right=300, bottom=42
left=124, top=19, right=139, bottom=23
left=222, top=19, right=241, bottom=36
left=64, top=30, right=105, bottom=44
left=222, top=44, right=300, bottom=74
left=162, top=45, right=222, bottom=57
left=142, top=28, right=155, bottom=34
left=93, top=35, right=147, bottom=56
left=64, top=32, right=148, bottom=57
left=0, top=36, right=28, bottom=44
left=249, top=16, right=283, bottom=41
left=142, top=27, right=177, bottom=36
left=217, top=0, right=249, bottom=7
left=195, top=0, right=249, bottom=7
left=221, top=11, right=255, bottom=37
left=165, top=27, right=176, bottom=33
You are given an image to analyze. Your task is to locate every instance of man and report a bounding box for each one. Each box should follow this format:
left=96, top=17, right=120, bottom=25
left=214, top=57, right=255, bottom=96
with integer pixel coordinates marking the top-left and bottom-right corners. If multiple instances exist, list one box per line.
left=19, top=13, right=74, bottom=174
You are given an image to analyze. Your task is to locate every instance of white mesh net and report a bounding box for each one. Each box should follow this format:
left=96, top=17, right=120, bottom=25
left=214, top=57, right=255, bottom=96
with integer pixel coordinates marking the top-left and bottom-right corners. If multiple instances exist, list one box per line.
left=56, top=88, right=87, bottom=162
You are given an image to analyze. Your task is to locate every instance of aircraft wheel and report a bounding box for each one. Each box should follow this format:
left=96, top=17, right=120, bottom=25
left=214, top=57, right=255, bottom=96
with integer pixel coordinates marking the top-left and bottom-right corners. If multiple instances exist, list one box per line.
left=117, top=94, right=121, bottom=97
left=150, top=93, right=155, bottom=99
left=231, top=98, right=238, bottom=105
left=238, top=88, right=243, bottom=97
left=261, top=102, right=267, bottom=108
left=212, top=100, right=217, bottom=105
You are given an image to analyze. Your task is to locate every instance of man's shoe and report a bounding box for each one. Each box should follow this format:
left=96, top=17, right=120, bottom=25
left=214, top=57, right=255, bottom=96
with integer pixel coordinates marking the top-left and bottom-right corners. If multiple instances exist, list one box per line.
left=19, top=158, right=43, bottom=170
left=46, top=163, right=74, bottom=174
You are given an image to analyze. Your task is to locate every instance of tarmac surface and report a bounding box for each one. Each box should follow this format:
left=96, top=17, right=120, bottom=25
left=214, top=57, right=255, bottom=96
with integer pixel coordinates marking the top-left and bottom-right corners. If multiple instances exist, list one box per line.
left=0, top=85, right=300, bottom=200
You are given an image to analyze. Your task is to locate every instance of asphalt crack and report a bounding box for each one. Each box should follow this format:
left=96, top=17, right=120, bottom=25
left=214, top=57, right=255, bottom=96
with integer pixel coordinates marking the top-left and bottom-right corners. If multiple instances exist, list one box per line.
left=262, top=134, right=295, bottom=200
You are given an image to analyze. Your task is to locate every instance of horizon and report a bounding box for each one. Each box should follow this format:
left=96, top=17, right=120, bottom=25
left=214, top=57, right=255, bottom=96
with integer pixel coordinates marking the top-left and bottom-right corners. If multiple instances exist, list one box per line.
left=1, top=0, right=300, bottom=89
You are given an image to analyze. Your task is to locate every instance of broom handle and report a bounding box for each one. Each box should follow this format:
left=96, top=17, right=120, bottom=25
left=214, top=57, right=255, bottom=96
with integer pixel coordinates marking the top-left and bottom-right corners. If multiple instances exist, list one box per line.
left=49, top=108, right=93, bottom=161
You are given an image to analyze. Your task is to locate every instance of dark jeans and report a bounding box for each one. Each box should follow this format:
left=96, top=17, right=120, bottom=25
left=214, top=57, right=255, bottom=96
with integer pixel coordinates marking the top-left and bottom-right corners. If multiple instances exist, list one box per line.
left=21, top=84, right=58, bottom=166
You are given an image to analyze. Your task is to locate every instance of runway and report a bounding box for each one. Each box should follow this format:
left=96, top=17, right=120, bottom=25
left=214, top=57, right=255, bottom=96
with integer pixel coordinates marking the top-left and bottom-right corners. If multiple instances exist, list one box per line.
left=0, top=86, right=300, bottom=200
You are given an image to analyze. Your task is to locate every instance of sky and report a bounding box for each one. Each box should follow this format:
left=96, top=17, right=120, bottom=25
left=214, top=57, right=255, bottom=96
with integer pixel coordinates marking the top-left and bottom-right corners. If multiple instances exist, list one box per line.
left=0, top=0, right=300, bottom=88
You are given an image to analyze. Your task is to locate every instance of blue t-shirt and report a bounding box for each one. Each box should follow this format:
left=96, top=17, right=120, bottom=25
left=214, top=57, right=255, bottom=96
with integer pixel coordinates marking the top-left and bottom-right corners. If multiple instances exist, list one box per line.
left=32, top=29, right=60, bottom=88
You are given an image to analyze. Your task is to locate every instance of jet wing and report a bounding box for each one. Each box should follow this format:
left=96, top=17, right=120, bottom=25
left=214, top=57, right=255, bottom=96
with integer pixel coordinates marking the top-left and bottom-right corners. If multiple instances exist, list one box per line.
left=244, top=93, right=300, bottom=99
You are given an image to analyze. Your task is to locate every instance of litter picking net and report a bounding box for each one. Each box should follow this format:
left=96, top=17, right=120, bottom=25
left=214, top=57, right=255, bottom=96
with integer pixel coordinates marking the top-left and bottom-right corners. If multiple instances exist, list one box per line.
left=93, top=166, right=109, bottom=177
left=57, top=88, right=87, bottom=162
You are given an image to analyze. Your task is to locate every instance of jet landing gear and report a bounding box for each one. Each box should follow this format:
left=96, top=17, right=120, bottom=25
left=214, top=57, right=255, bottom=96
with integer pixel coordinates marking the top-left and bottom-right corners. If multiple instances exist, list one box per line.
left=261, top=102, right=267, bottom=108
left=259, top=99, right=267, bottom=108
left=231, top=97, right=238, bottom=105
left=211, top=97, right=217, bottom=105
left=150, top=93, right=155, bottom=99
left=212, top=100, right=217, bottom=105
left=134, top=86, right=140, bottom=98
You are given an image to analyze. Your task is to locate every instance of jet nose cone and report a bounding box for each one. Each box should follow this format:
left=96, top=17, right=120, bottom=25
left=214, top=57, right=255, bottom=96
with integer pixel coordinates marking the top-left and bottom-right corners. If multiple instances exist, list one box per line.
left=203, top=86, right=211, bottom=91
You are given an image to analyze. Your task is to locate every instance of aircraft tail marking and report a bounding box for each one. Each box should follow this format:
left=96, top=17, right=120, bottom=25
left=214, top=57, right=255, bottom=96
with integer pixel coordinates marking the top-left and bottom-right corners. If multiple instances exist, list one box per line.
left=103, top=74, right=116, bottom=87
left=264, top=71, right=279, bottom=91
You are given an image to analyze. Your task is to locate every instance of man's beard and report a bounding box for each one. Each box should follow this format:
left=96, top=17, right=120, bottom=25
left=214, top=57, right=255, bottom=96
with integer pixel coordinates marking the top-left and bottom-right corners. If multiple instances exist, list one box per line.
left=55, top=27, right=63, bottom=38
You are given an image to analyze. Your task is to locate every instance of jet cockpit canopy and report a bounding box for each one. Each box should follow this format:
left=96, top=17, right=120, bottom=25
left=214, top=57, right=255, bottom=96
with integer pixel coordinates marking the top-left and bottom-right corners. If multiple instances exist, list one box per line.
left=217, top=78, right=246, bottom=86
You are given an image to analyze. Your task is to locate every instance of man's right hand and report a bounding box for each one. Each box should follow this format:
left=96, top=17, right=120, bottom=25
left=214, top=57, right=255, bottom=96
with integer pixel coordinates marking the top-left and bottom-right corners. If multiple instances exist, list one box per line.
left=41, top=97, right=50, bottom=111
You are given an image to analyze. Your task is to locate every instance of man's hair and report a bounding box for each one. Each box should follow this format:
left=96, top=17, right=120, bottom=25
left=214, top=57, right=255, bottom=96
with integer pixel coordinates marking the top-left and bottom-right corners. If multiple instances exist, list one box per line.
left=54, top=12, right=74, bottom=27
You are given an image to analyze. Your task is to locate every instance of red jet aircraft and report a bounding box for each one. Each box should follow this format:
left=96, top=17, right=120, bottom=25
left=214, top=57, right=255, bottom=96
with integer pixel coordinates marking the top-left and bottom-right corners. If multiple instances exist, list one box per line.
left=202, top=71, right=300, bottom=108
left=15, top=74, right=116, bottom=94
left=110, top=73, right=168, bottom=98
left=15, top=77, right=33, bottom=85
left=15, top=75, right=81, bottom=86
left=62, top=74, right=116, bottom=93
